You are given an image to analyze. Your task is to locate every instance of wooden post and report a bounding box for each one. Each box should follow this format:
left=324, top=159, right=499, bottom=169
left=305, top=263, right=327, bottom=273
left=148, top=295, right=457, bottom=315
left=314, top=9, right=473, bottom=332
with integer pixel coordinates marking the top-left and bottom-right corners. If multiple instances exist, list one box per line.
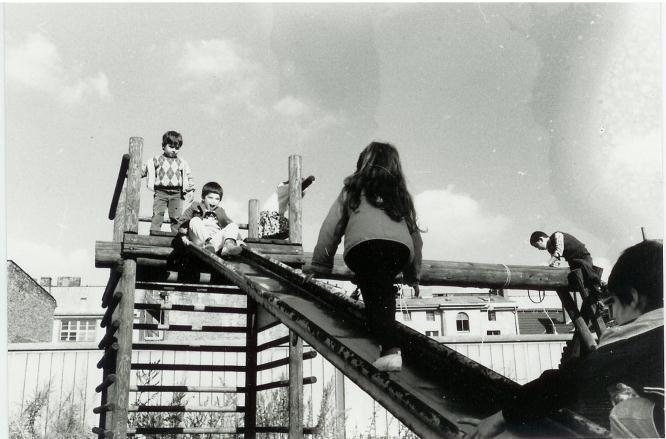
left=334, top=368, right=346, bottom=439
left=244, top=299, right=258, bottom=439
left=641, top=227, right=648, bottom=241
left=110, top=137, right=143, bottom=437
left=288, top=155, right=302, bottom=244
left=248, top=199, right=259, bottom=239
left=288, top=331, right=304, bottom=438
left=100, top=186, right=126, bottom=432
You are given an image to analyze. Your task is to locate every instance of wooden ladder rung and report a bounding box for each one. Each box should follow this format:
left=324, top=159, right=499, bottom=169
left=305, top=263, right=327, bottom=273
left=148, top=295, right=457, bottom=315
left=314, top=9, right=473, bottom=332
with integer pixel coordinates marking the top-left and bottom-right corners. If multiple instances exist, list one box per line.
left=130, top=384, right=239, bottom=393
left=135, top=281, right=244, bottom=294
left=127, top=427, right=238, bottom=435
left=132, top=323, right=246, bottom=333
left=131, top=363, right=246, bottom=372
left=134, top=302, right=248, bottom=314
left=132, top=342, right=247, bottom=352
left=128, top=405, right=244, bottom=413
left=249, top=376, right=317, bottom=392
left=256, top=350, right=317, bottom=372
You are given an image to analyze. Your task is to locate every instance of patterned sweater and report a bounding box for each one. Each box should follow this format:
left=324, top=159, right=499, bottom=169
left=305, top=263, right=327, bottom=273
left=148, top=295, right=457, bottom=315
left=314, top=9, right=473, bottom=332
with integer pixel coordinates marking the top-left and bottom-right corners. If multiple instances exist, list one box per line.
left=142, top=153, right=195, bottom=192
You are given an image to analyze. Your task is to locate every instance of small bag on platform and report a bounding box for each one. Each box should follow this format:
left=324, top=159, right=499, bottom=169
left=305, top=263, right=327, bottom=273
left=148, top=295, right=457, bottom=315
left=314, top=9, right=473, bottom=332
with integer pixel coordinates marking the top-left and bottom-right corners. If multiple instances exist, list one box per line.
left=258, top=211, right=289, bottom=240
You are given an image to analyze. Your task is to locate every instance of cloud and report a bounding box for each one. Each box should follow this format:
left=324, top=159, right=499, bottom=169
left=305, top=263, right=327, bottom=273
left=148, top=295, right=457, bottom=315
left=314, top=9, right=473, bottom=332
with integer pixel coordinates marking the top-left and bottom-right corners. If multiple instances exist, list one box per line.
left=7, top=239, right=97, bottom=284
left=180, top=39, right=248, bottom=78
left=273, top=95, right=341, bottom=145
left=7, top=33, right=112, bottom=105
left=414, top=187, right=511, bottom=260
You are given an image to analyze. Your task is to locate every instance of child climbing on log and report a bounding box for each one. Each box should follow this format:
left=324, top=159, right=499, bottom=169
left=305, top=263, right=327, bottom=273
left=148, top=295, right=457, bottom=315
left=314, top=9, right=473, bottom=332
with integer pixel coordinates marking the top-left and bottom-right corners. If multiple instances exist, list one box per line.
left=176, top=181, right=242, bottom=257
left=141, top=130, right=195, bottom=233
left=530, top=230, right=603, bottom=295
left=309, top=141, right=423, bottom=372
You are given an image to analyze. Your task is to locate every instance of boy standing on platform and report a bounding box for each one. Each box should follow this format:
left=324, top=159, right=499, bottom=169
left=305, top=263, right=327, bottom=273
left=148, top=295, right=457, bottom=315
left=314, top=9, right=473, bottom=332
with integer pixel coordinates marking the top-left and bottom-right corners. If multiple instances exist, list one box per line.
left=142, top=130, right=195, bottom=233
left=177, top=181, right=242, bottom=257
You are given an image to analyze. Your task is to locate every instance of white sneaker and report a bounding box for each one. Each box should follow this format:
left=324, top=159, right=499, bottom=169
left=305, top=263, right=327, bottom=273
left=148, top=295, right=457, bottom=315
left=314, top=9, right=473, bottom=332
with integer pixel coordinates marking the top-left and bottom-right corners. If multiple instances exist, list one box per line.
left=220, top=240, right=242, bottom=257
left=372, top=352, right=402, bottom=372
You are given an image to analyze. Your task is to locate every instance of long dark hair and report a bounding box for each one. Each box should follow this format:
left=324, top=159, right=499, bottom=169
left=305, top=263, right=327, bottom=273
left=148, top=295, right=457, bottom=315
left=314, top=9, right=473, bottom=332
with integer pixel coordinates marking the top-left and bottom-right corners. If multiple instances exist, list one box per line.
left=343, top=142, right=421, bottom=233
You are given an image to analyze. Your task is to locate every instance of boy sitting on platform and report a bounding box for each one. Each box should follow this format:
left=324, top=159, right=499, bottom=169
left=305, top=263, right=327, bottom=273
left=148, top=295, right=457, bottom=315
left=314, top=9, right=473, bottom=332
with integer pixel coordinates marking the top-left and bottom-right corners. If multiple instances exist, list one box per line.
left=176, top=181, right=242, bottom=257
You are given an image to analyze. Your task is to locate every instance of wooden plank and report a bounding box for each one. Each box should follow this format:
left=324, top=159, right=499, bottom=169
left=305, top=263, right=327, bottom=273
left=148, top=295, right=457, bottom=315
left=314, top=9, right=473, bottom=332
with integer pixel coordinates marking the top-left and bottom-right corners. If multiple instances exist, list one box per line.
left=288, top=155, right=302, bottom=244
left=289, top=331, right=304, bottom=439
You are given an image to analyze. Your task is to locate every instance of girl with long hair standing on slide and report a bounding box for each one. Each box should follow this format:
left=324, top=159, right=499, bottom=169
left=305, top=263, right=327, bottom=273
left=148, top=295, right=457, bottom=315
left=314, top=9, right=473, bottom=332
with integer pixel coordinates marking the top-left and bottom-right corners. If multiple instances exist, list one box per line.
left=310, top=141, right=423, bottom=372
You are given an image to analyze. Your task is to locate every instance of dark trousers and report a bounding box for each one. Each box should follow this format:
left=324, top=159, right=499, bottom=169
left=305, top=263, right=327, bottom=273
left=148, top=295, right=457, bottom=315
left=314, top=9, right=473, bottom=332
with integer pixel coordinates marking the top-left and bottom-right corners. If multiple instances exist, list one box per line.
left=346, top=239, right=410, bottom=354
left=151, top=188, right=183, bottom=233
left=568, top=256, right=600, bottom=287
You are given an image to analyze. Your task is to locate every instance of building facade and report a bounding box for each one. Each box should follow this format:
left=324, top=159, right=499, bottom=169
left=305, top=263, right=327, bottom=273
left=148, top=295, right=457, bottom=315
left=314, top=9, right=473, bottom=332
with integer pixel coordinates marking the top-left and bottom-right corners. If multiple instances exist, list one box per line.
left=7, top=260, right=57, bottom=343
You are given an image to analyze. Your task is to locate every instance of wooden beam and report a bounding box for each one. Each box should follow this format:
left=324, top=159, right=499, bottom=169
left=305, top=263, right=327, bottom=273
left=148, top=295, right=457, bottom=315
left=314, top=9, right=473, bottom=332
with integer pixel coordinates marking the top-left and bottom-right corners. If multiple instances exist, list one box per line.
left=289, top=331, right=304, bottom=439
left=244, top=299, right=258, bottom=439
left=110, top=136, right=142, bottom=437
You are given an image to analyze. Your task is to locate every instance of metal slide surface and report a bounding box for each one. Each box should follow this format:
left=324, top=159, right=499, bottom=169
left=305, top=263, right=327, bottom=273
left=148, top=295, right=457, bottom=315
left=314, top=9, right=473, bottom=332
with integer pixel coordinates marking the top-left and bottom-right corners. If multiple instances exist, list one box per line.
left=186, top=245, right=609, bottom=439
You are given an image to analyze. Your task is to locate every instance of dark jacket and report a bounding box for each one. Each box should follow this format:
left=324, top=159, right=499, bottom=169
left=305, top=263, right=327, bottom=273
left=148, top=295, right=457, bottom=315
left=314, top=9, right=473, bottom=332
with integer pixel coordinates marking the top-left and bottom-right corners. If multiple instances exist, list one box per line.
left=312, top=190, right=423, bottom=282
left=503, top=308, right=664, bottom=433
left=176, top=201, right=233, bottom=232
left=547, top=231, right=591, bottom=263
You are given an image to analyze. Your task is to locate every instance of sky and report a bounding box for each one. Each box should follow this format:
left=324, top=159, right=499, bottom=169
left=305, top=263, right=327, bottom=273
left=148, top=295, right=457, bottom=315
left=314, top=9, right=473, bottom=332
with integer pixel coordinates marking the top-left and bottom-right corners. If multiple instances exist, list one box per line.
left=4, top=3, right=662, bottom=285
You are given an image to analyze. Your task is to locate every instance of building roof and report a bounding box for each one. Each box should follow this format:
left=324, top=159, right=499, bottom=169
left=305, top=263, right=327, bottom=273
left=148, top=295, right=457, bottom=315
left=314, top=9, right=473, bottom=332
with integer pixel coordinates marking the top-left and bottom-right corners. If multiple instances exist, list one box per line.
left=403, top=294, right=516, bottom=310
left=7, top=260, right=57, bottom=304
left=517, top=310, right=574, bottom=335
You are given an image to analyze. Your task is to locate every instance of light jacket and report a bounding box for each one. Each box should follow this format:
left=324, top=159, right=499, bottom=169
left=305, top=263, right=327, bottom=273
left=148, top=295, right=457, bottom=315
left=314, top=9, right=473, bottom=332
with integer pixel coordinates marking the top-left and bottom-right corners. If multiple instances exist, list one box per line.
left=312, top=189, right=423, bottom=282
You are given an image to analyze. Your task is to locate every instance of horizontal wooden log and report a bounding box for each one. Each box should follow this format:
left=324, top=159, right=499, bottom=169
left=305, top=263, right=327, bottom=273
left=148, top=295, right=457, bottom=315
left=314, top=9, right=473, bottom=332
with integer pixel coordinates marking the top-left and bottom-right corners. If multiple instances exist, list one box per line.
left=256, top=335, right=290, bottom=352
left=95, top=240, right=304, bottom=268
left=303, top=255, right=571, bottom=290
left=95, top=374, right=116, bottom=393
left=139, top=215, right=248, bottom=229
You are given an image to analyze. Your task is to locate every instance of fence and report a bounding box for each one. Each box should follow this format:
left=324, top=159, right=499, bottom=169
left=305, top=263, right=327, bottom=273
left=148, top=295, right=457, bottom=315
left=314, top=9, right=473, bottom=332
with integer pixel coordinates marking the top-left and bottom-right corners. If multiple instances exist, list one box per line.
left=8, top=334, right=570, bottom=437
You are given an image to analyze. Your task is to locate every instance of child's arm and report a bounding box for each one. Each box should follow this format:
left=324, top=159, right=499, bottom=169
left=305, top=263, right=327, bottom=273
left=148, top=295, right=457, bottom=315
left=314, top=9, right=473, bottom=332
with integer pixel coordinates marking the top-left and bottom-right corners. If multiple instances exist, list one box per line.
left=311, top=190, right=348, bottom=272
left=403, top=230, right=423, bottom=284
left=548, top=232, right=564, bottom=266
left=182, top=158, right=195, bottom=193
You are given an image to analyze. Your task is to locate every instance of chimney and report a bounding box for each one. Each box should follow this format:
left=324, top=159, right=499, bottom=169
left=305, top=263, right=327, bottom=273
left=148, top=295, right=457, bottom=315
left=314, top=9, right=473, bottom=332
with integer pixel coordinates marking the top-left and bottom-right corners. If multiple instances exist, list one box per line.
left=39, top=277, right=52, bottom=292
left=56, top=276, right=81, bottom=287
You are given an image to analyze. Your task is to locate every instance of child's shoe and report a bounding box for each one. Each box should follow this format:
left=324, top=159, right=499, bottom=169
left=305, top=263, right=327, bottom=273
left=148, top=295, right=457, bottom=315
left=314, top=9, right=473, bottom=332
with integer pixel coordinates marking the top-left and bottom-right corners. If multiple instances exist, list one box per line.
left=372, top=350, right=402, bottom=372
left=221, top=239, right=242, bottom=258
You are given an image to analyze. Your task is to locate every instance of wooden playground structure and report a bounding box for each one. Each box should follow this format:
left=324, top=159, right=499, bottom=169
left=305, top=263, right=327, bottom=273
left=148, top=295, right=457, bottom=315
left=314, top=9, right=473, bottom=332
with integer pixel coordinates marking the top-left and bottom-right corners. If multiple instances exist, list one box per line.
left=92, top=137, right=610, bottom=438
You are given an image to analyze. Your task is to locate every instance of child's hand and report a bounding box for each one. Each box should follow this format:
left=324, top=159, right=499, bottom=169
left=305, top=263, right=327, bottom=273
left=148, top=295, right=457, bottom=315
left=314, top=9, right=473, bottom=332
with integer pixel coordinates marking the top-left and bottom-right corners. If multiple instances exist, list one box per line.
left=181, top=236, right=191, bottom=246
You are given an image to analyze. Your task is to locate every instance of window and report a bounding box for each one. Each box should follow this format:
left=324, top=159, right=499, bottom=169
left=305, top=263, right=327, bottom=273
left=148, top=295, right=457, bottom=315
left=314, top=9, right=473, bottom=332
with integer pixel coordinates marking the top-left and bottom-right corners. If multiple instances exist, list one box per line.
left=59, top=319, right=96, bottom=342
left=487, top=330, right=501, bottom=336
left=140, top=309, right=166, bottom=341
left=426, top=311, right=435, bottom=321
left=425, top=330, right=440, bottom=337
left=456, top=313, right=470, bottom=332
left=488, top=310, right=496, bottom=321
